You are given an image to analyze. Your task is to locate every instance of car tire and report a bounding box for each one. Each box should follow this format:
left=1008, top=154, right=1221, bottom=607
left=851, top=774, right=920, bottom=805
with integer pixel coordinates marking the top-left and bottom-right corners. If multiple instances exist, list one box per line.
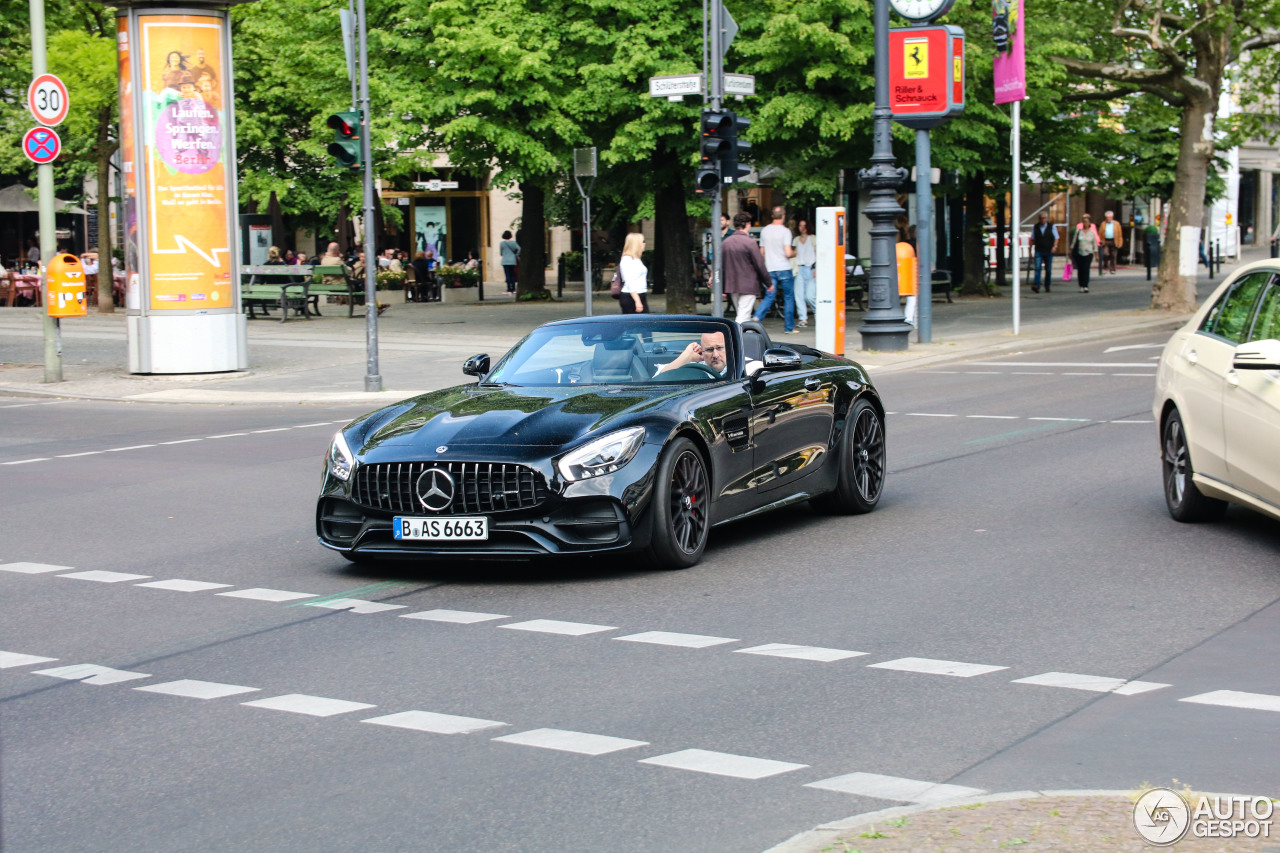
left=646, top=437, right=710, bottom=570
left=813, top=398, right=886, bottom=515
left=1162, top=409, right=1227, bottom=522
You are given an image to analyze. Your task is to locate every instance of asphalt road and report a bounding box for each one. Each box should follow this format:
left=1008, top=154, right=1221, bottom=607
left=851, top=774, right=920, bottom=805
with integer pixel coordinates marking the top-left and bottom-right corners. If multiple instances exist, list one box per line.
left=2, top=331, right=1278, bottom=853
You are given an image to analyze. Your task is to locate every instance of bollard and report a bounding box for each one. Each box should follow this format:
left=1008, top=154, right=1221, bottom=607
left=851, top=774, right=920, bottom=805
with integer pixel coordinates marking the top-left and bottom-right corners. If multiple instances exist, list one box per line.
left=1215, top=239, right=1222, bottom=275
left=1272, top=238, right=1279, bottom=259
left=1208, top=241, right=1214, bottom=280
left=556, top=256, right=565, bottom=299
left=1145, top=245, right=1152, bottom=281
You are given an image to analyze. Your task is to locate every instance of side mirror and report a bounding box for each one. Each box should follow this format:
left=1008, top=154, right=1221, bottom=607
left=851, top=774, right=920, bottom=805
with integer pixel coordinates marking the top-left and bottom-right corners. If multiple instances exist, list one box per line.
left=463, top=353, right=490, bottom=377
left=761, top=347, right=802, bottom=371
left=1233, top=339, right=1280, bottom=371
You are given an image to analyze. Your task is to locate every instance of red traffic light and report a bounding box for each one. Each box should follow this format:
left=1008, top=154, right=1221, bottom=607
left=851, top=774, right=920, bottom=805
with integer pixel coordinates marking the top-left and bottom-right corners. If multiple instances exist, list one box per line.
left=327, top=111, right=362, bottom=139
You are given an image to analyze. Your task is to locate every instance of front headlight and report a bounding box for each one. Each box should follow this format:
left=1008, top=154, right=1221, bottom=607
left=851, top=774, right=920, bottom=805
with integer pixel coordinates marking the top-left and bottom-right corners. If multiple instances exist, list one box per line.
left=556, top=426, right=646, bottom=482
left=328, top=431, right=355, bottom=481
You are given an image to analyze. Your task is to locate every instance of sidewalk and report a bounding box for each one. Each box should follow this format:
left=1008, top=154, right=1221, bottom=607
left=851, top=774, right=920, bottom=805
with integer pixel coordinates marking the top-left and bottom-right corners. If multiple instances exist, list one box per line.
left=0, top=251, right=1263, bottom=405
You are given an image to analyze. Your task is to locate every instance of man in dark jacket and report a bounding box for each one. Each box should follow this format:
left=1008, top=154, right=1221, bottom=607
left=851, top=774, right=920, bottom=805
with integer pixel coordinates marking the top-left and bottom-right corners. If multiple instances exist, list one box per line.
left=722, top=212, right=771, bottom=323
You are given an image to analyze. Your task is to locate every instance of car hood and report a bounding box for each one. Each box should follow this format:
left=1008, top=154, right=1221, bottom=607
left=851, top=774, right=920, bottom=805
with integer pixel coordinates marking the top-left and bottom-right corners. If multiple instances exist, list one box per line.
left=354, top=384, right=676, bottom=452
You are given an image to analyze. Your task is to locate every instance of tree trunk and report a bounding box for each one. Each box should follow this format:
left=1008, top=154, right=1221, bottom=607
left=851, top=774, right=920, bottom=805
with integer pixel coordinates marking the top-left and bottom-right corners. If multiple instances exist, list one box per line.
left=655, top=173, right=695, bottom=314
left=961, top=172, right=987, bottom=294
left=995, top=193, right=1007, bottom=290
left=95, top=106, right=117, bottom=314
left=517, top=181, right=548, bottom=297
left=1153, top=95, right=1214, bottom=313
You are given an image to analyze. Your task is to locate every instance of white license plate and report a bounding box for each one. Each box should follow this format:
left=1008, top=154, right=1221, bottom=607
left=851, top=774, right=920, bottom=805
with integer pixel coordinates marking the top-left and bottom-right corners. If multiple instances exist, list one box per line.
left=392, top=516, right=489, bottom=541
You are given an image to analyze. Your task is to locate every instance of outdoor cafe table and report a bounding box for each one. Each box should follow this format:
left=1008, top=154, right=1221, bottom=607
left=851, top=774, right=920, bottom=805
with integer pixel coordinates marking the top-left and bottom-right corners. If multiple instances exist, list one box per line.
left=1, top=272, right=41, bottom=307
left=241, top=265, right=312, bottom=323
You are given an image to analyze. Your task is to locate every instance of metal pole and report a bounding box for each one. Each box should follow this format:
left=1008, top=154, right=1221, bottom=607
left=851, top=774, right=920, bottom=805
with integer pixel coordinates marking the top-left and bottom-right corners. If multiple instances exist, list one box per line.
left=583, top=194, right=593, bottom=316
left=709, top=0, right=724, bottom=318
left=348, top=0, right=357, bottom=111
left=857, top=0, right=910, bottom=351
left=1011, top=100, right=1020, bottom=336
left=357, top=0, right=380, bottom=392
left=915, top=130, right=932, bottom=344
left=30, top=0, right=61, bottom=382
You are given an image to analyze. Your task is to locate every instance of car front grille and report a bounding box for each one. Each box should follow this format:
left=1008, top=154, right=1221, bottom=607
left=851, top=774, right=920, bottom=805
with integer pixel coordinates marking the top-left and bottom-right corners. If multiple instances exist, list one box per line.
left=352, top=461, right=550, bottom=515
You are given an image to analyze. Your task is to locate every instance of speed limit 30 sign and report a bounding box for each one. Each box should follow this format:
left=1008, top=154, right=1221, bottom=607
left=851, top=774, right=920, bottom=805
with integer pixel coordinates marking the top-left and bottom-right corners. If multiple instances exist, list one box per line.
left=28, top=74, right=69, bottom=127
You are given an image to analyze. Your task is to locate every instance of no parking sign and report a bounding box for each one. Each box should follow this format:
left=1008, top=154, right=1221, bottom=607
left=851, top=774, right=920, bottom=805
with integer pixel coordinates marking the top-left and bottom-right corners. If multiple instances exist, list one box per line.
left=22, top=126, right=61, bottom=164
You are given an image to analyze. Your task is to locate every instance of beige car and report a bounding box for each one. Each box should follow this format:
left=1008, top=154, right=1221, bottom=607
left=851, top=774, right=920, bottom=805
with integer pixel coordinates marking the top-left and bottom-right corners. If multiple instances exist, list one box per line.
left=1154, top=259, right=1280, bottom=523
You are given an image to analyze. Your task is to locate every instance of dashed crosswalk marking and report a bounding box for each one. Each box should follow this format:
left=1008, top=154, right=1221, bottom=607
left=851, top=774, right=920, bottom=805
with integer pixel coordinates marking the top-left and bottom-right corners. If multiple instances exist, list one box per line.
left=804, top=772, right=985, bottom=803
left=0, top=651, right=58, bottom=668
left=401, top=609, right=510, bottom=624
left=33, top=664, right=150, bottom=685
left=1012, top=672, right=1170, bottom=695
left=0, top=562, right=73, bottom=574
left=614, top=631, right=738, bottom=648
left=735, top=643, right=867, bottom=662
left=136, top=579, right=233, bottom=592
left=242, top=693, right=376, bottom=717
left=640, top=749, right=808, bottom=780
left=493, top=728, right=649, bottom=756
left=868, top=657, right=1008, bottom=678
left=1179, top=690, right=1280, bottom=713
left=363, top=710, right=508, bottom=735
left=217, top=588, right=317, bottom=603
left=135, top=680, right=260, bottom=700
left=58, top=570, right=151, bottom=583
left=305, top=598, right=407, bottom=614
left=499, top=619, right=618, bottom=636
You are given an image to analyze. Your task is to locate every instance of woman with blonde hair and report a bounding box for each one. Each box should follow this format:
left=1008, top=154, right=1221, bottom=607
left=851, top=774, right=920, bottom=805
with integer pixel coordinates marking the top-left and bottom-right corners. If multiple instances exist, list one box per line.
left=618, top=232, right=649, bottom=314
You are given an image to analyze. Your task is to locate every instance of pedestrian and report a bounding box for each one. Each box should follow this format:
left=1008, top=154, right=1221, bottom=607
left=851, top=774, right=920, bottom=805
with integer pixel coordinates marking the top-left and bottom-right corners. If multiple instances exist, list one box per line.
left=284, top=249, right=297, bottom=265
left=1030, top=212, right=1058, bottom=293
left=618, top=232, right=650, bottom=314
left=421, top=248, right=441, bottom=302
left=723, top=212, right=771, bottom=324
left=1099, top=210, right=1123, bottom=274
left=1070, top=214, right=1099, bottom=293
left=753, top=206, right=798, bottom=333
left=499, top=230, right=521, bottom=293
left=792, top=218, right=817, bottom=327
left=720, top=213, right=732, bottom=240
left=26, top=239, right=39, bottom=266
left=411, top=250, right=433, bottom=302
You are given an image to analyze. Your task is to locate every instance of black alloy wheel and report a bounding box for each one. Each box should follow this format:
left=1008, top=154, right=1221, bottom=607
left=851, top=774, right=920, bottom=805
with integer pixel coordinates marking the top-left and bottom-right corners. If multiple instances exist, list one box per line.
left=814, top=398, right=886, bottom=515
left=1162, top=409, right=1227, bottom=522
left=647, top=437, right=710, bottom=569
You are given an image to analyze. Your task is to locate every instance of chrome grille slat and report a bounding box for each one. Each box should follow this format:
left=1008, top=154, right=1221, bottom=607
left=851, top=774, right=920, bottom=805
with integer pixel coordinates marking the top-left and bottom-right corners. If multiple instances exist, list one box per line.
left=353, top=461, right=549, bottom=514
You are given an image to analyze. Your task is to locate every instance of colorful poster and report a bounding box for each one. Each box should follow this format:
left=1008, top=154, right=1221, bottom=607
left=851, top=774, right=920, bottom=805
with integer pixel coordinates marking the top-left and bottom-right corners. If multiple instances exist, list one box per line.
left=992, top=0, right=1025, bottom=104
left=139, top=15, right=233, bottom=310
left=117, top=25, right=140, bottom=308
left=415, top=203, right=447, bottom=261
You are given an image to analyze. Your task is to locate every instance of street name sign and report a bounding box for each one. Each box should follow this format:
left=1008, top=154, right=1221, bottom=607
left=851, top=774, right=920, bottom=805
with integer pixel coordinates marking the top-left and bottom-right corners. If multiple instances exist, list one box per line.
left=22, top=126, right=61, bottom=165
left=648, top=74, right=703, bottom=100
left=27, top=74, right=69, bottom=127
left=724, top=73, right=755, bottom=97
left=412, top=180, right=459, bottom=191
left=888, top=25, right=965, bottom=130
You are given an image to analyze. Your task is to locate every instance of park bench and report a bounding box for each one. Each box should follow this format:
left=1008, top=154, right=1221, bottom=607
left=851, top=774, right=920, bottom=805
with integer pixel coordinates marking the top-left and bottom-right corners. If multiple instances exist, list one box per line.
left=241, top=265, right=310, bottom=322
left=307, top=264, right=366, bottom=317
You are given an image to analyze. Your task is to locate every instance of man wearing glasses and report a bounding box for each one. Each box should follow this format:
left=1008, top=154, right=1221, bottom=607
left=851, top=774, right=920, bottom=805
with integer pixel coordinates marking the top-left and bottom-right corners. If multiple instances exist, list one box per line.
left=654, top=331, right=761, bottom=378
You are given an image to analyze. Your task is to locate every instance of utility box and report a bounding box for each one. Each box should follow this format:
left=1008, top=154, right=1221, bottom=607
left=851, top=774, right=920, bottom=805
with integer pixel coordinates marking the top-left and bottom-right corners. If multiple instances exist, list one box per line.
left=46, top=252, right=87, bottom=318
left=815, top=206, right=847, bottom=356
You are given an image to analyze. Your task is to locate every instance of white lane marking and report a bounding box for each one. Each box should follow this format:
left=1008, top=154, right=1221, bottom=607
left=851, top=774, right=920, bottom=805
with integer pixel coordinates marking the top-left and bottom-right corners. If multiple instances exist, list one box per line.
left=0, top=651, right=58, bottom=668
left=136, top=579, right=233, bottom=592
left=614, top=631, right=738, bottom=649
left=924, top=370, right=958, bottom=374
left=499, top=619, right=617, bottom=636
left=135, top=679, right=260, bottom=700
left=805, top=772, right=986, bottom=803
left=306, top=598, right=407, bottom=614
left=1111, top=373, right=1156, bottom=377
left=493, top=728, right=649, bottom=756
left=1179, top=690, right=1280, bottom=713
left=963, top=371, right=1001, bottom=375
left=966, top=414, right=1019, bottom=419
left=160, top=439, right=203, bottom=445
left=1011, top=371, right=1053, bottom=375
left=1104, top=343, right=1166, bottom=353
left=58, top=570, right=151, bottom=583
left=291, top=423, right=334, bottom=429
left=1109, top=419, right=1154, bottom=424
left=2, top=458, right=50, bottom=465
left=207, top=433, right=248, bottom=439
left=735, top=643, right=868, bottom=662
left=251, top=428, right=290, bottom=434
left=968, top=361, right=1160, bottom=368
left=1062, top=372, right=1104, bottom=376
left=33, top=664, right=151, bottom=685
left=400, top=609, right=510, bottom=624
left=217, top=588, right=317, bottom=603
left=903, top=413, right=957, bottom=418
left=868, top=657, right=1009, bottom=678
left=0, top=562, right=74, bottom=574
left=242, top=693, right=376, bottom=717
left=1012, top=672, right=1170, bottom=695
left=363, top=710, right=508, bottom=735
left=55, top=451, right=103, bottom=458
left=106, top=445, right=156, bottom=452
left=1027, top=417, right=1089, bottom=422
left=640, top=749, right=808, bottom=780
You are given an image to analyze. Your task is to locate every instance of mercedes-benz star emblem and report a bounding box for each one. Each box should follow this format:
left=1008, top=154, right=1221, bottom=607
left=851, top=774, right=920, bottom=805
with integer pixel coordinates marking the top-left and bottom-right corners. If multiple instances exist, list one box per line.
left=436, top=445, right=448, bottom=453
left=416, top=467, right=455, bottom=512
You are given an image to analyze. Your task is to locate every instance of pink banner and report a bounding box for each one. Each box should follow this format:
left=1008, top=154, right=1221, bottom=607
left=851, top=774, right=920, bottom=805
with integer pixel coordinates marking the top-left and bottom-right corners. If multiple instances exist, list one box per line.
left=993, top=0, right=1025, bottom=104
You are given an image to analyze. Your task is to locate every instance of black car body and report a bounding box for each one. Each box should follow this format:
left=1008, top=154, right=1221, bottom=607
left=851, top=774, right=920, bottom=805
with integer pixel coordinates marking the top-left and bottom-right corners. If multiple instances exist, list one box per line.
left=317, top=315, right=886, bottom=569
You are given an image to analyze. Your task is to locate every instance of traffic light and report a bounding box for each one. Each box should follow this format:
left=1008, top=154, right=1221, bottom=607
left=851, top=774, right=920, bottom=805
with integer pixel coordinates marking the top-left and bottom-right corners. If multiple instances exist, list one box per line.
left=720, top=112, right=752, bottom=183
left=326, top=110, right=363, bottom=169
left=694, top=166, right=721, bottom=197
left=695, top=110, right=732, bottom=196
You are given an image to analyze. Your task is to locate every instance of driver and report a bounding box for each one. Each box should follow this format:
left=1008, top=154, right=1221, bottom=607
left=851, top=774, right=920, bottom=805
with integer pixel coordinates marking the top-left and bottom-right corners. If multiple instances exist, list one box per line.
left=653, top=331, right=761, bottom=378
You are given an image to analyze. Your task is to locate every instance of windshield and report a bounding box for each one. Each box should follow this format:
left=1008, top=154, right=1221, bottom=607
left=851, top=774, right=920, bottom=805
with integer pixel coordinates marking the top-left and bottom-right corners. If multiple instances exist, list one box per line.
left=486, top=321, right=737, bottom=386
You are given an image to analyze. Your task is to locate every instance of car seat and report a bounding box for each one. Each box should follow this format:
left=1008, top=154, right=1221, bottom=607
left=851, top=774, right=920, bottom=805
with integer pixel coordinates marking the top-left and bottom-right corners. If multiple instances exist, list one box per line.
left=591, top=337, right=646, bottom=383
left=738, top=320, right=771, bottom=364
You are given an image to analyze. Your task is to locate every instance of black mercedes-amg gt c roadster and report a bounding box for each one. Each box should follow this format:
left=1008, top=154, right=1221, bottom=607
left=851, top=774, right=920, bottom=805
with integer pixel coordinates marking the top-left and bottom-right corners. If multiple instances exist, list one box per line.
left=317, top=315, right=885, bottom=569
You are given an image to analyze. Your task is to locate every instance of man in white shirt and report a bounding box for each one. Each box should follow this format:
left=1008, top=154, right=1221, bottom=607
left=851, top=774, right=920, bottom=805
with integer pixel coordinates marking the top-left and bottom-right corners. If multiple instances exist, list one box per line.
left=752, top=207, right=798, bottom=333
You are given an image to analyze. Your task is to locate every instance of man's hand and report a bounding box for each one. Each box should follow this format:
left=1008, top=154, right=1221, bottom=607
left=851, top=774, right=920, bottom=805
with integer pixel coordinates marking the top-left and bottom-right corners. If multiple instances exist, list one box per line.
left=655, top=341, right=702, bottom=375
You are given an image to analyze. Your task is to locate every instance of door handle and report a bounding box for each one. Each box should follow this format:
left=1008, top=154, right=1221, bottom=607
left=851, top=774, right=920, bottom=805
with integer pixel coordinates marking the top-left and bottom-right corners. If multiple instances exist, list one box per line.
left=1187, top=349, right=1199, bottom=365
left=1227, top=370, right=1239, bottom=388
left=804, top=376, right=821, bottom=391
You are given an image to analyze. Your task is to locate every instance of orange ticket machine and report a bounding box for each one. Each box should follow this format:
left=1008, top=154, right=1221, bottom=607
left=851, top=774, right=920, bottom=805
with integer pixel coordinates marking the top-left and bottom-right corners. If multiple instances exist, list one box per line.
left=46, top=252, right=87, bottom=318
left=815, top=206, right=846, bottom=356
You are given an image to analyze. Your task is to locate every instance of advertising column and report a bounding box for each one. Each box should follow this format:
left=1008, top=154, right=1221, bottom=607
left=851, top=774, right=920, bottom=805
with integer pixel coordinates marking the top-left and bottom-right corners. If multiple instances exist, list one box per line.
left=814, top=206, right=846, bottom=356
left=119, top=8, right=247, bottom=373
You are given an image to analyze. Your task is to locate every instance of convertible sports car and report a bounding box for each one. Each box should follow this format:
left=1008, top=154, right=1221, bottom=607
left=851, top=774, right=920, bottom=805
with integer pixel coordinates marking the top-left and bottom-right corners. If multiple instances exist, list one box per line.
left=317, top=314, right=886, bottom=569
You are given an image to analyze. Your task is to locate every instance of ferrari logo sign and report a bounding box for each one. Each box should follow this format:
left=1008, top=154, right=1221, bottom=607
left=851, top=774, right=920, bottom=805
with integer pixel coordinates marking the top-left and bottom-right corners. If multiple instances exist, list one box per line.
left=904, top=38, right=929, bottom=79
left=889, top=24, right=966, bottom=130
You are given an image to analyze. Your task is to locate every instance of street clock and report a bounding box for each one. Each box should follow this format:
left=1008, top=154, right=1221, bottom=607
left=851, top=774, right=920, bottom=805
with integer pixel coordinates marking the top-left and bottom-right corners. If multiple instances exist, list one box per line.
left=889, top=0, right=956, bottom=23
